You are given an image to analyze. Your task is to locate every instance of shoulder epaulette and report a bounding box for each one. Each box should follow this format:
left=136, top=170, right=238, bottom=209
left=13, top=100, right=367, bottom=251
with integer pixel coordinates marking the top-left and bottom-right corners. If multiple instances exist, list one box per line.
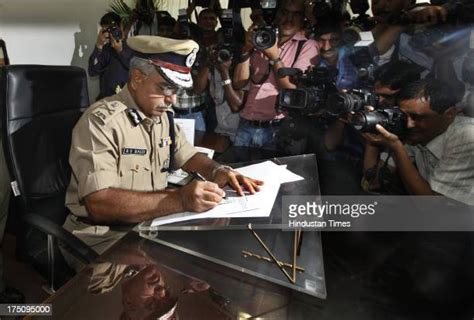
left=89, top=101, right=127, bottom=126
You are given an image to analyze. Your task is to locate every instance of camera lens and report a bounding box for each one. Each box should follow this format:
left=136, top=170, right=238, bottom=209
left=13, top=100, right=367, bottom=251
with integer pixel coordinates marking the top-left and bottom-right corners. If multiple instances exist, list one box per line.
left=217, top=48, right=232, bottom=63
left=327, top=92, right=364, bottom=116
left=252, top=28, right=276, bottom=50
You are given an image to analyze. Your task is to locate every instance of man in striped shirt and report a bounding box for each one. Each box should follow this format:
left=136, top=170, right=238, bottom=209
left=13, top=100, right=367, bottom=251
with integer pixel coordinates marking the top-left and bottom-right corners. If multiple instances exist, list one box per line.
left=363, top=79, right=474, bottom=205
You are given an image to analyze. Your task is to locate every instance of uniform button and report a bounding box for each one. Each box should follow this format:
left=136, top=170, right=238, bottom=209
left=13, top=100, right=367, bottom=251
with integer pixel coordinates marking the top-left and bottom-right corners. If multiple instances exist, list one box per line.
left=135, top=164, right=139, bottom=170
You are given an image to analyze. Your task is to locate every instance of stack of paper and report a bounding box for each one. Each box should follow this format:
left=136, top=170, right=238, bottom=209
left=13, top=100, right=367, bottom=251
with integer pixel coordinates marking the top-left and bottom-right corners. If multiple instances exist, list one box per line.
left=151, top=161, right=304, bottom=227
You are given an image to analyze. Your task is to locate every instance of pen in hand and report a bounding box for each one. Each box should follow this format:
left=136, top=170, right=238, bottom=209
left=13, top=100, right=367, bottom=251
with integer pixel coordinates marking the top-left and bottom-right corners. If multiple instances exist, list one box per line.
left=189, top=171, right=207, bottom=182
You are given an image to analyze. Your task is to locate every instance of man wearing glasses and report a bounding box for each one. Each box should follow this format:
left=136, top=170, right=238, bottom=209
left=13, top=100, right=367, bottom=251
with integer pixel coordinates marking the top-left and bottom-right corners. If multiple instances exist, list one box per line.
left=64, top=36, right=262, bottom=260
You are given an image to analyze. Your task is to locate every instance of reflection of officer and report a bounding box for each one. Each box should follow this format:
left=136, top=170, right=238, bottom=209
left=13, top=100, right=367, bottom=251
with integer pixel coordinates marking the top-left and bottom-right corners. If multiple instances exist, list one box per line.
left=88, top=262, right=212, bottom=320
left=64, top=36, right=263, bottom=259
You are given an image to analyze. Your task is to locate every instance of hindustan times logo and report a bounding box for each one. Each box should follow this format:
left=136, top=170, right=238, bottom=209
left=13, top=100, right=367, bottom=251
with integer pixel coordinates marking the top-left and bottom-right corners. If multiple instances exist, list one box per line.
left=288, top=201, right=378, bottom=219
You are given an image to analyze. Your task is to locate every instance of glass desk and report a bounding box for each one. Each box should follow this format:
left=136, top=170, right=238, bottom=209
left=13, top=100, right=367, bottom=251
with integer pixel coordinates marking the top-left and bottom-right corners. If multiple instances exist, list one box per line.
left=138, top=154, right=326, bottom=299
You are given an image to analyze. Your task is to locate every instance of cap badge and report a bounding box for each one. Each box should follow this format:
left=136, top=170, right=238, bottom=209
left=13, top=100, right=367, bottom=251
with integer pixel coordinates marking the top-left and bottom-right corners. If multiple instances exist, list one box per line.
left=185, top=48, right=198, bottom=68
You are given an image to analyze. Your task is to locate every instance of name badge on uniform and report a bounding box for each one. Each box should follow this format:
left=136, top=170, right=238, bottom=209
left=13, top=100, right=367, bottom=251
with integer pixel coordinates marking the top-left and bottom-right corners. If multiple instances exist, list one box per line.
left=122, top=148, right=147, bottom=155
left=159, top=137, right=173, bottom=148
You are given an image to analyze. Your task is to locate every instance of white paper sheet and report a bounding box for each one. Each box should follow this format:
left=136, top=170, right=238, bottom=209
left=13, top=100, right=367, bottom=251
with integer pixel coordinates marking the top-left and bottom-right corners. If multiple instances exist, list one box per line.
left=236, top=161, right=304, bottom=184
left=354, top=31, right=375, bottom=47
left=151, top=161, right=302, bottom=227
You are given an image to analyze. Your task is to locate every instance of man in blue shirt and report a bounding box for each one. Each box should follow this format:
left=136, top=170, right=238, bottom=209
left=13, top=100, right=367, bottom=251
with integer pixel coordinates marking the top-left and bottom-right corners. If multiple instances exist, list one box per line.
left=315, top=23, right=360, bottom=90
left=88, top=13, right=133, bottom=100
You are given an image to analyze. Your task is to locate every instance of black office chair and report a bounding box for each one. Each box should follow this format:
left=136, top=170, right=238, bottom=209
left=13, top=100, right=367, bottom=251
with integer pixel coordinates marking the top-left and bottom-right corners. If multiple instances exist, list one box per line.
left=0, top=65, right=99, bottom=293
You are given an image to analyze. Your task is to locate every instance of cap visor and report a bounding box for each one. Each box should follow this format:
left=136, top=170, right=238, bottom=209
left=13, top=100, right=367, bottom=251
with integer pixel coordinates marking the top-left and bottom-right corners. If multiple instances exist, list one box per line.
left=158, top=66, right=193, bottom=90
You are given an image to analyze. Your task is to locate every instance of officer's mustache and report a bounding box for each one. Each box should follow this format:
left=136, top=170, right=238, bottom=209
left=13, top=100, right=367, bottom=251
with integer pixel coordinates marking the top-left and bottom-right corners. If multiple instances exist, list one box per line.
left=156, top=103, right=172, bottom=109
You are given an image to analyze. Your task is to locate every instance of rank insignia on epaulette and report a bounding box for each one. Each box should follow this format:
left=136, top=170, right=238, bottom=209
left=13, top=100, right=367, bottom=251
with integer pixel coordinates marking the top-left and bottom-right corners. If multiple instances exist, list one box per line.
left=127, top=109, right=143, bottom=126
left=115, top=85, right=122, bottom=94
left=94, top=110, right=107, bottom=121
left=159, top=137, right=173, bottom=147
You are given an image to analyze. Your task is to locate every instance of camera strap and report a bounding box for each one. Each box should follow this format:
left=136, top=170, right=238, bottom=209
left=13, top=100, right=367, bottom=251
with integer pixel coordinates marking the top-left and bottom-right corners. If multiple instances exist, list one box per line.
left=291, top=40, right=307, bottom=68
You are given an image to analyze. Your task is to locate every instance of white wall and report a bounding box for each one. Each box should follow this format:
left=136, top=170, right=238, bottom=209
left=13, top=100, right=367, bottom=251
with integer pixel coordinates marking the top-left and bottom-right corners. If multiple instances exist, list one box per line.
left=0, top=0, right=192, bottom=101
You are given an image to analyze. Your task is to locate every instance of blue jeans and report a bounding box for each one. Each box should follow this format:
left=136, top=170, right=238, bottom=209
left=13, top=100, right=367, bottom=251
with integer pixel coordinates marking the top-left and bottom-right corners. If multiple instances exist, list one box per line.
left=174, top=111, right=206, bottom=132
left=233, top=120, right=279, bottom=150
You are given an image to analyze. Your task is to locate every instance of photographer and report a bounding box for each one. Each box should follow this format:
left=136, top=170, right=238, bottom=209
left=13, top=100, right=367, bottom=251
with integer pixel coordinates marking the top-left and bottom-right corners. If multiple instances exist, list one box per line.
left=157, top=15, right=176, bottom=38
left=89, top=12, right=133, bottom=100
left=315, top=22, right=359, bottom=90
left=370, top=0, right=415, bottom=66
left=232, top=0, right=319, bottom=150
left=362, top=79, right=474, bottom=205
left=193, top=27, right=244, bottom=141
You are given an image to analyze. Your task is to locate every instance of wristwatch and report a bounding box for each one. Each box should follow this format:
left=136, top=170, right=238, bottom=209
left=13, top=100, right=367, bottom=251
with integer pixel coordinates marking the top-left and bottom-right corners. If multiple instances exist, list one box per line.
left=221, top=79, right=232, bottom=87
left=269, top=57, right=282, bottom=66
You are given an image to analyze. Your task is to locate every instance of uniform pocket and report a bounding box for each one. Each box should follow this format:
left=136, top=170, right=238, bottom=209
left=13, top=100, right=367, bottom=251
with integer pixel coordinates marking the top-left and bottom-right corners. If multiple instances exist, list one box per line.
left=119, top=158, right=152, bottom=191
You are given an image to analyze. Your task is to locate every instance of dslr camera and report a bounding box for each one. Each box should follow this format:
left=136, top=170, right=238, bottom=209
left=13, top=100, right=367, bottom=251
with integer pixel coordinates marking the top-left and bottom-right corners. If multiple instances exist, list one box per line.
left=215, top=9, right=235, bottom=64
left=252, top=0, right=278, bottom=51
left=351, top=107, right=407, bottom=137
left=278, top=66, right=339, bottom=116
left=106, top=21, right=122, bottom=41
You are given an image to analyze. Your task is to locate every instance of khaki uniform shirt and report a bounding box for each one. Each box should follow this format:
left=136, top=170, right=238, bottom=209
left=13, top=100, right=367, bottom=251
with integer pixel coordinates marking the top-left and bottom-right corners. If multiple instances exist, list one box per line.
left=66, top=86, right=197, bottom=217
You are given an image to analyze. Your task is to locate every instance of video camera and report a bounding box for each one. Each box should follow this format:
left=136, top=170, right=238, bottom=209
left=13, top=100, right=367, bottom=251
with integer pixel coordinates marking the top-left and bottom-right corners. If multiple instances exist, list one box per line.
left=252, top=0, right=278, bottom=51
left=351, top=107, right=407, bottom=137
left=326, top=88, right=378, bottom=117
left=278, top=66, right=338, bottom=116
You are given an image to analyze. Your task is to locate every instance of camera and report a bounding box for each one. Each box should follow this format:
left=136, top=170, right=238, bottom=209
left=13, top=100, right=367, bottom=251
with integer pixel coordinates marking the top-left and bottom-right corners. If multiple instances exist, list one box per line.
left=252, top=0, right=278, bottom=51
left=106, top=21, right=122, bottom=41
left=351, top=107, right=407, bottom=137
left=177, top=8, right=191, bottom=39
left=278, top=66, right=339, bottom=116
left=348, top=46, right=375, bottom=84
left=215, top=9, right=234, bottom=64
left=342, top=14, right=376, bottom=45
left=326, top=88, right=379, bottom=117
left=312, top=0, right=348, bottom=20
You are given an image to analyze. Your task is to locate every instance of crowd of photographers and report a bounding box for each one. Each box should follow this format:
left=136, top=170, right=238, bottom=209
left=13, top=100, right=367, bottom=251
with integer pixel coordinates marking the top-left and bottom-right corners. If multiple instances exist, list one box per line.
left=89, top=0, right=474, bottom=206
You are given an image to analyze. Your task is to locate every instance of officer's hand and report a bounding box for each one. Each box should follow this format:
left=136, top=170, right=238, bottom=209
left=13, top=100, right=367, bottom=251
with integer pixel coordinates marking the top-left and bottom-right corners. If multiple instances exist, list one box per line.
left=110, top=36, right=123, bottom=54
left=213, top=168, right=264, bottom=196
left=179, top=180, right=225, bottom=212
left=96, top=28, right=109, bottom=50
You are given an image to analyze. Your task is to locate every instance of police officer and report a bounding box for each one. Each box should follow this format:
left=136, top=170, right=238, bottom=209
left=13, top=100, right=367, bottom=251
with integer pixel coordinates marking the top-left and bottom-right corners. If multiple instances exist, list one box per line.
left=64, top=36, right=263, bottom=258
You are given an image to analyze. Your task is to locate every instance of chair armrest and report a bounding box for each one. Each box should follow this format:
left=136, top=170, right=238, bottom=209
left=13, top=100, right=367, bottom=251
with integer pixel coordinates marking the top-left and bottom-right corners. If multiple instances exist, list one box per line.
left=23, top=213, right=99, bottom=264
